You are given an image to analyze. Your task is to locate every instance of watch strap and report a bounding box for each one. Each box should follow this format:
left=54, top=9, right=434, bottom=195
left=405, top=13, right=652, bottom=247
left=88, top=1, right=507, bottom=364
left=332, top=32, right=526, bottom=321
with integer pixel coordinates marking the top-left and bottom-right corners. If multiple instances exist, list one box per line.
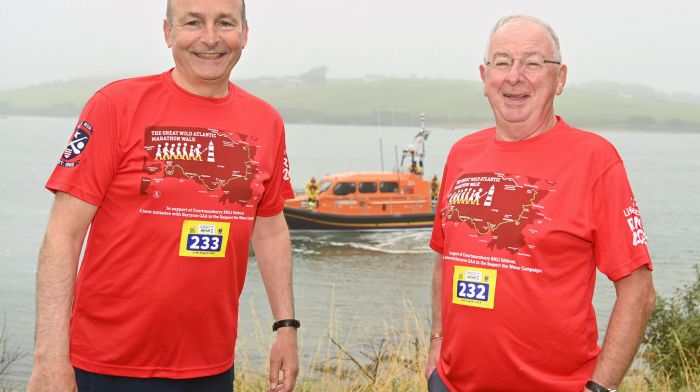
left=272, top=319, right=301, bottom=332
left=586, top=379, right=616, bottom=392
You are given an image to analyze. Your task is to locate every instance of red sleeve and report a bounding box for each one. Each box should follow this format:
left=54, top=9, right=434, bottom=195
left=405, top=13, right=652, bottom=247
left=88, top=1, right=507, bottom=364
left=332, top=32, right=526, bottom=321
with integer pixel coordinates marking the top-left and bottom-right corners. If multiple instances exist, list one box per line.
left=256, top=120, right=294, bottom=217
left=429, top=163, right=451, bottom=254
left=45, top=92, right=121, bottom=207
left=591, top=161, right=653, bottom=281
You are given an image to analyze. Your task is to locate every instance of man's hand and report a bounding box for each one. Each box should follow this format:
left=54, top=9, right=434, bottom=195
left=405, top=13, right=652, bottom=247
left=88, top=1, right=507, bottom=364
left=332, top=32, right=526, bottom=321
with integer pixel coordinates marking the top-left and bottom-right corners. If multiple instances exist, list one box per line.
left=268, top=328, right=299, bottom=392
left=425, top=337, right=442, bottom=380
left=27, top=360, right=77, bottom=392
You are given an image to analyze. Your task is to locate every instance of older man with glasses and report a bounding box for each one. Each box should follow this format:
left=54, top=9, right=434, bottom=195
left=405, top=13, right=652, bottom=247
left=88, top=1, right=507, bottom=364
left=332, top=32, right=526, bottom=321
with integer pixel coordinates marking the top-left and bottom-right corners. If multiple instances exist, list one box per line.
left=425, top=15, right=655, bottom=392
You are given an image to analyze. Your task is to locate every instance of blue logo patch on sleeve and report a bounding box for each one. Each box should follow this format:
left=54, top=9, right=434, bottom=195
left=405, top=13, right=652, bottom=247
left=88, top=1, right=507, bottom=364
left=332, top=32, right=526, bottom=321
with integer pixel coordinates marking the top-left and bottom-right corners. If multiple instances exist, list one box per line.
left=58, top=121, right=93, bottom=168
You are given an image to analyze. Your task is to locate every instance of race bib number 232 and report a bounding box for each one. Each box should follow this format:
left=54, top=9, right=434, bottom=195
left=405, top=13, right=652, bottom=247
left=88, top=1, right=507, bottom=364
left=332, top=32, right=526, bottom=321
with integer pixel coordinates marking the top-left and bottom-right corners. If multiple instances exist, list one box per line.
left=179, top=220, right=230, bottom=258
left=452, top=266, right=497, bottom=309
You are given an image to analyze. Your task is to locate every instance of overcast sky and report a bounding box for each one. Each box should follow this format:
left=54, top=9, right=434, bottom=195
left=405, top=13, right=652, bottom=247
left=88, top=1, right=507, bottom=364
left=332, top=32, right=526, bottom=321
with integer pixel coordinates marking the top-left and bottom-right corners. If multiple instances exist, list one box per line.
left=1, top=0, right=698, bottom=94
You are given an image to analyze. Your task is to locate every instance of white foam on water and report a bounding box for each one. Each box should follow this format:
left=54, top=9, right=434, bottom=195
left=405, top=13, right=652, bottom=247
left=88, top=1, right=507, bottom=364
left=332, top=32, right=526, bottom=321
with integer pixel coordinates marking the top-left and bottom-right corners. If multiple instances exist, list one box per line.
left=289, top=229, right=432, bottom=254
left=325, top=240, right=430, bottom=255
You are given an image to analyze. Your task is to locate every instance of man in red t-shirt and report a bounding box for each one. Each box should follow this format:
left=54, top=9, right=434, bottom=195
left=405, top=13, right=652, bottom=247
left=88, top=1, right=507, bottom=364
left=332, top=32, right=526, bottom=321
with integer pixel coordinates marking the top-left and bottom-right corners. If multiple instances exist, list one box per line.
left=28, top=1, right=300, bottom=391
left=424, top=15, right=656, bottom=392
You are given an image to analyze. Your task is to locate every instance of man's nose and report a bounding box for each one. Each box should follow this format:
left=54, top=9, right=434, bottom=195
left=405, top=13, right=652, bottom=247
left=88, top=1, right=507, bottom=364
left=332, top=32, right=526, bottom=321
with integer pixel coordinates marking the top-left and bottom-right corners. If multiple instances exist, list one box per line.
left=201, top=24, right=220, bottom=46
left=505, top=61, right=523, bottom=84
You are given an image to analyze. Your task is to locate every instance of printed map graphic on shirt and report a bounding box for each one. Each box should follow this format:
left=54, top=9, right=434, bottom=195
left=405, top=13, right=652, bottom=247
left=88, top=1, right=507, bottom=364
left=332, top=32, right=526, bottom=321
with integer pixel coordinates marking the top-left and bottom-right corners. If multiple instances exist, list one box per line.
left=141, top=126, right=259, bottom=204
left=444, top=172, right=553, bottom=252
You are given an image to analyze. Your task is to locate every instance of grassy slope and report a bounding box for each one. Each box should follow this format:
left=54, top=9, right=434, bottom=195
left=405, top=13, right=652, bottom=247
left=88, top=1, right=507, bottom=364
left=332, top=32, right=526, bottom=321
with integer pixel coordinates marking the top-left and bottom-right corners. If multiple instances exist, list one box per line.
left=251, top=78, right=700, bottom=128
left=1, top=77, right=699, bottom=130
left=557, top=90, right=700, bottom=128
left=250, top=79, right=489, bottom=116
left=0, top=78, right=106, bottom=111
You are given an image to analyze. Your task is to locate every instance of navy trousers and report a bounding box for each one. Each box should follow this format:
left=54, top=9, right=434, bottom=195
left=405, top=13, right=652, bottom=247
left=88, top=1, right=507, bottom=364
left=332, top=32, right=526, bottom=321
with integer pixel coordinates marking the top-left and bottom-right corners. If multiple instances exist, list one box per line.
left=74, top=367, right=234, bottom=392
left=428, top=369, right=451, bottom=392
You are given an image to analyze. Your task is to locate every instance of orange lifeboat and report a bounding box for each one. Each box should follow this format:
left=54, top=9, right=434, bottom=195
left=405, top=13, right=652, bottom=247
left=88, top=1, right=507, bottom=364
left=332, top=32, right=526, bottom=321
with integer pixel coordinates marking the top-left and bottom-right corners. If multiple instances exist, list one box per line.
left=283, top=171, right=434, bottom=230
left=284, top=115, right=438, bottom=230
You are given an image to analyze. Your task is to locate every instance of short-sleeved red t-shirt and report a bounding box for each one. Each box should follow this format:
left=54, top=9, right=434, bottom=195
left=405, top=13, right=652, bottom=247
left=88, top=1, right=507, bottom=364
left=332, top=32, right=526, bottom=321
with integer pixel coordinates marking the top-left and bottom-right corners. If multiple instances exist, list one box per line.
left=430, top=117, right=652, bottom=391
left=46, top=70, right=294, bottom=378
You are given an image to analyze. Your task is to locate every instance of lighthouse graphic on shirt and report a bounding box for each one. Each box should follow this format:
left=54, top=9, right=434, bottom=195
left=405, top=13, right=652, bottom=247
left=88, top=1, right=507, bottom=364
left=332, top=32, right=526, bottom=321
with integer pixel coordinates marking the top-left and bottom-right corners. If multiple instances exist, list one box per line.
left=443, top=172, right=554, bottom=253
left=140, top=126, right=260, bottom=205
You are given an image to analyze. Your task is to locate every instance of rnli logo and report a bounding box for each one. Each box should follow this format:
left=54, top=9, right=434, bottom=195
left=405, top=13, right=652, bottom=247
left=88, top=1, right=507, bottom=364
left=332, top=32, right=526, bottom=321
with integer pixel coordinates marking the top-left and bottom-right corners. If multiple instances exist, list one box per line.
left=59, top=121, right=93, bottom=168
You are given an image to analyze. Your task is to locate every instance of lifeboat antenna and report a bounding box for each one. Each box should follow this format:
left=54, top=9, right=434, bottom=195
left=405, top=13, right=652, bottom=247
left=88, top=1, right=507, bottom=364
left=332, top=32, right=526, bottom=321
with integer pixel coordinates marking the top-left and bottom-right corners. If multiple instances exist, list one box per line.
left=400, top=113, right=431, bottom=176
left=416, top=113, right=430, bottom=163
left=394, top=145, right=399, bottom=173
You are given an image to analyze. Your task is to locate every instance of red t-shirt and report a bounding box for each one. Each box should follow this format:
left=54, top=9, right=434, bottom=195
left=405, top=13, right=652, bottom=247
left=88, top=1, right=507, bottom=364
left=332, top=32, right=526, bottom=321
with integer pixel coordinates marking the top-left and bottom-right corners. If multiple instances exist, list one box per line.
left=430, top=118, right=652, bottom=391
left=46, top=70, right=294, bottom=378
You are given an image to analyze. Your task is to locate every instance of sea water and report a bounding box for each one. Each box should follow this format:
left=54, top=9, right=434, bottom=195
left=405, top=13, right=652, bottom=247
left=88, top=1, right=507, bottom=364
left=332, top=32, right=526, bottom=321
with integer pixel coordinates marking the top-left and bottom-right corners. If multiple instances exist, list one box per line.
left=1, top=116, right=698, bottom=384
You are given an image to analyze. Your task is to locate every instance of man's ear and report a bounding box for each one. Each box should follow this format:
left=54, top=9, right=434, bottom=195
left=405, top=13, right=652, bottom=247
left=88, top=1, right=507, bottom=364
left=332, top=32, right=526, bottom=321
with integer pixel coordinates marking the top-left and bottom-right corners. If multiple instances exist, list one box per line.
left=163, top=19, right=173, bottom=48
left=241, top=21, right=249, bottom=49
left=555, top=64, right=567, bottom=95
left=479, top=64, right=488, bottom=97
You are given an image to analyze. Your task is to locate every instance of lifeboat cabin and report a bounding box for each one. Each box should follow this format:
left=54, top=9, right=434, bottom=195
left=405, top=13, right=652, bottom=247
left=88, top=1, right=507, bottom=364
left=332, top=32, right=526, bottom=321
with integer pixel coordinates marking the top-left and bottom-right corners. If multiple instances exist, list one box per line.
left=283, top=171, right=435, bottom=230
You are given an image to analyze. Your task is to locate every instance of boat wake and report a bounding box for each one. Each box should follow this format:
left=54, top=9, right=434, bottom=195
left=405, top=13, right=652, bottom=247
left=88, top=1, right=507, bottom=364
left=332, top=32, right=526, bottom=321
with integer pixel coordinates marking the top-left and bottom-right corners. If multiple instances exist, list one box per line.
left=291, top=230, right=432, bottom=255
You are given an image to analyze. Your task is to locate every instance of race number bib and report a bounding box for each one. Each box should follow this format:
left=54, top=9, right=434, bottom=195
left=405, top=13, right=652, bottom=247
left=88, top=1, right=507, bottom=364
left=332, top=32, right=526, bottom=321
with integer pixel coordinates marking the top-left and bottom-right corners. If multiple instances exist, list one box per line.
left=452, top=266, right=497, bottom=309
left=179, top=220, right=230, bottom=258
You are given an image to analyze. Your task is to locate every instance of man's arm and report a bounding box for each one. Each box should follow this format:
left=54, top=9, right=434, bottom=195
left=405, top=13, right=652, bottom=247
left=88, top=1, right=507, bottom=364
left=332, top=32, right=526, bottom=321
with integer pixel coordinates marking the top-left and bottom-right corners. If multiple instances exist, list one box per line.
left=27, top=192, right=98, bottom=392
left=587, top=267, right=655, bottom=390
left=251, top=212, right=299, bottom=392
left=425, top=252, right=443, bottom=380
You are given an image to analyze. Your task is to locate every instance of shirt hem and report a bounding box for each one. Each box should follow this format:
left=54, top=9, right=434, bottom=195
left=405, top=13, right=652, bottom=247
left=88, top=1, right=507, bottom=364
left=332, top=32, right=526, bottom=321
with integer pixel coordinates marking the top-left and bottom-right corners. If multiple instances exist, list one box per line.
left=257, top=203, right=285, bottom=217
left=604, top=254, right=653, bottom=282
left=45, top=180, right=103, bottom=207
left=437, top=361, right=457, bottom=392
left=257, top=191, right=295, bottom=217
left=429, top=240, right=444, bottom=255
left=70, top=354, right=234, bottom=379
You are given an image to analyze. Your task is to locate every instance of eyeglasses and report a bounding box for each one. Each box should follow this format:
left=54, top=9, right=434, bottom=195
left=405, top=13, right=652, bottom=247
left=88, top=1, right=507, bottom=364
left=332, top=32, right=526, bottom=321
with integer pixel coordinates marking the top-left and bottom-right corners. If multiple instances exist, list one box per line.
left=485, top=54, right=561, bottom=73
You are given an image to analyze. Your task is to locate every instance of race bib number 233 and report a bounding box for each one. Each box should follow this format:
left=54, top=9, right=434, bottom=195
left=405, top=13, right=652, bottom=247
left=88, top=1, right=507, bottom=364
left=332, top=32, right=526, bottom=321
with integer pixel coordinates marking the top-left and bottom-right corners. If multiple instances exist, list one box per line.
left=179, top=220, right=230, bottom=258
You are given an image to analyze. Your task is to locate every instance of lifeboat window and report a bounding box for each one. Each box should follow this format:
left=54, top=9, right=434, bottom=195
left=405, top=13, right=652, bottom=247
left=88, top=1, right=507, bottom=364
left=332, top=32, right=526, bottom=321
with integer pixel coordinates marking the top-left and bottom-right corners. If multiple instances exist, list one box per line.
left=333, top=182, right=357, bottom=196
left=359, top=182, right=378, bottom=193
left=379, top=181, right=399, bottom=193
left=319, top=180, right=332, bottom=194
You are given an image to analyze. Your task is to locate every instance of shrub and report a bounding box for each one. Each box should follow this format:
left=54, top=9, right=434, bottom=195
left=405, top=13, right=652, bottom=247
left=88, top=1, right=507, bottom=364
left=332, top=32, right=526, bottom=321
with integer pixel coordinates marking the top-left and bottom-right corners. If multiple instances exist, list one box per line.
left=643, top=265, right=700, bottom=390
left=0, top=319, right=25, bottom=392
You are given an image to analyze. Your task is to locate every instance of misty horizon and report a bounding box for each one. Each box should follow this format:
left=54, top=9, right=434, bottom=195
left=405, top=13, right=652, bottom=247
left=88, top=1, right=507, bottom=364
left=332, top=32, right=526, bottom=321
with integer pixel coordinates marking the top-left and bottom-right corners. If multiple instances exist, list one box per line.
left=2, top=1, right=699, bottom=95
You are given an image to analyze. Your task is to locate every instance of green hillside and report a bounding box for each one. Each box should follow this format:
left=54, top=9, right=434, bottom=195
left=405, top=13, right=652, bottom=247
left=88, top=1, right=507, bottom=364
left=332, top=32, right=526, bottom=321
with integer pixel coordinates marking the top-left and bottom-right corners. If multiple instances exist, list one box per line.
left=557, top=90, right=700, bottom=131
left=242, top=78, right=493, bottom=127
left=0, top=77, right=107, bottom=117
left=1, top=75, right=698, bottom=131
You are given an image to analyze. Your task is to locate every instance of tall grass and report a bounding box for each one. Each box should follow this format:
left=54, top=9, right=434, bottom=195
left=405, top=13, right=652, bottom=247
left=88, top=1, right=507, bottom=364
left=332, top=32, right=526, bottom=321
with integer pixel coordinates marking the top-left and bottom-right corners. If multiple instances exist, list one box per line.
left=3, top=268, right=699, bottom=391
left=233, top=280, right=700, bottom=392
left=234, top=296, right=429, bottom=391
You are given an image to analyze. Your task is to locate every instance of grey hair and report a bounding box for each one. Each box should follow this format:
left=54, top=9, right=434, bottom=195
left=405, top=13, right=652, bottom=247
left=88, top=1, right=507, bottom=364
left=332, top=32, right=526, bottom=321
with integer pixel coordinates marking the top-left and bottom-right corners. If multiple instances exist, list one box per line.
left=166, top=0, right=247, bottom=23
left=484, top=15, right=561, bottom=63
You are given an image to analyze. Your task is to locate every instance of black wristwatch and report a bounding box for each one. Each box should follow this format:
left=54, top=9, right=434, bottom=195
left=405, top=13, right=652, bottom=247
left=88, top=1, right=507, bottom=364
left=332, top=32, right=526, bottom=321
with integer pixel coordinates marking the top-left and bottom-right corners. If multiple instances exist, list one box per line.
left=272, top=319, right=301, bottom=332
left=586, top=379, right=617, bottom=392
